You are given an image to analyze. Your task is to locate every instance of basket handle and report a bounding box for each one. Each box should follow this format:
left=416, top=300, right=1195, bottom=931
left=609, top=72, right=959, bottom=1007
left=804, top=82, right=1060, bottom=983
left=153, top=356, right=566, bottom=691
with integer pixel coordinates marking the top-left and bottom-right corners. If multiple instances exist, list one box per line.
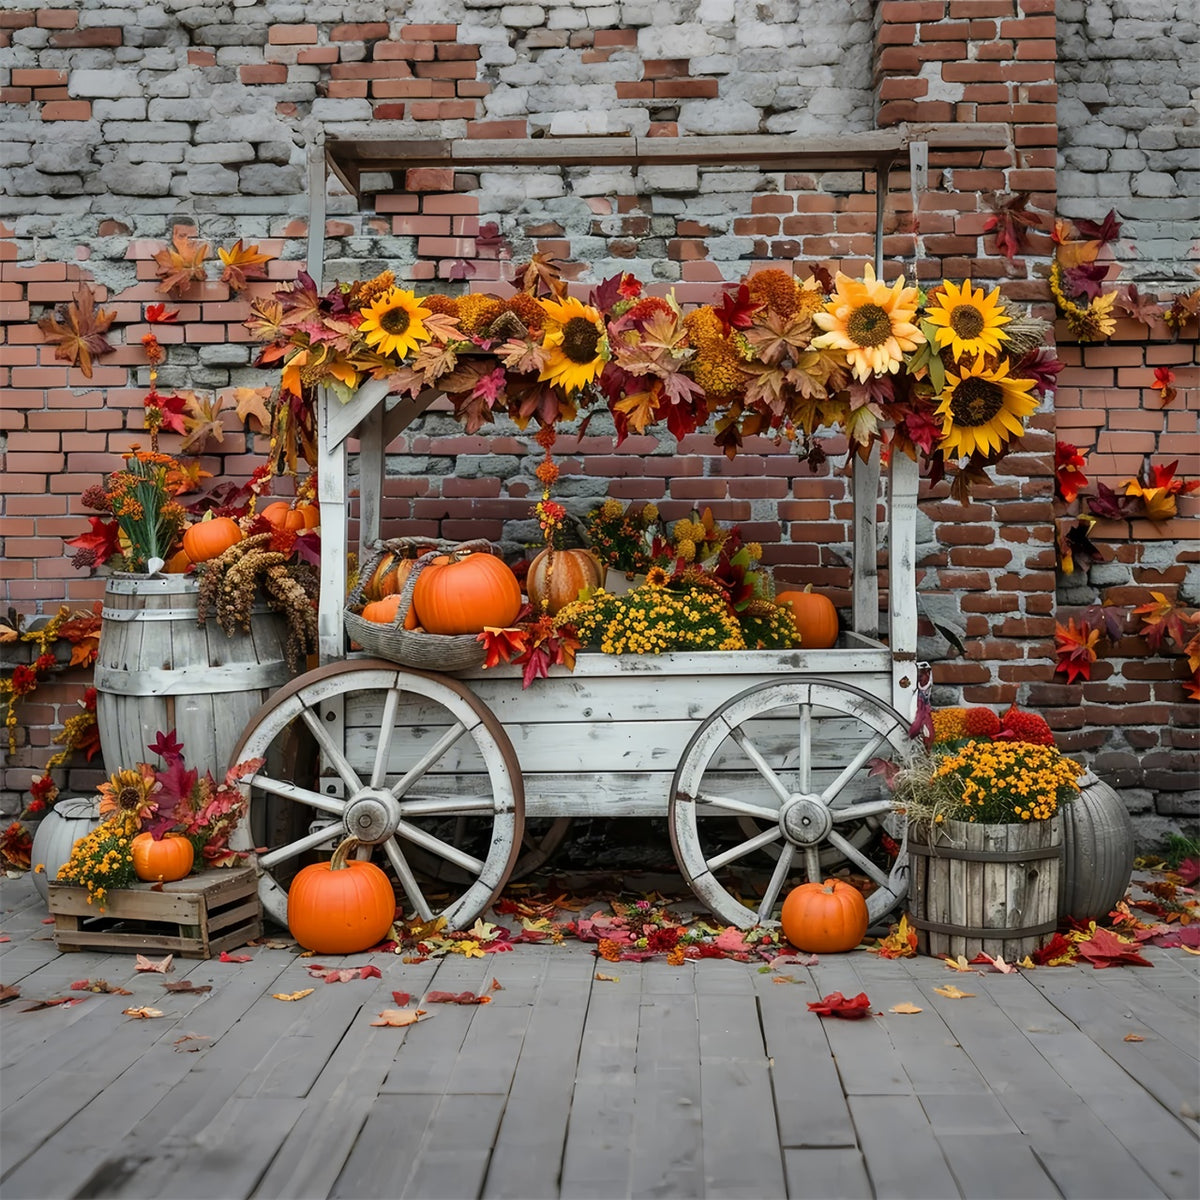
left=393, top=539, right=497, bottom=628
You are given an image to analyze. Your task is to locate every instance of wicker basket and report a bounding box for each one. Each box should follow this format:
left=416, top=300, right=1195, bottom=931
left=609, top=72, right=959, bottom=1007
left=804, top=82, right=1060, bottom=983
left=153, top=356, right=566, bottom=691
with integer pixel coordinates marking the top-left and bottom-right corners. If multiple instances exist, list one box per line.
left=344, top=538, right=492, bottom=672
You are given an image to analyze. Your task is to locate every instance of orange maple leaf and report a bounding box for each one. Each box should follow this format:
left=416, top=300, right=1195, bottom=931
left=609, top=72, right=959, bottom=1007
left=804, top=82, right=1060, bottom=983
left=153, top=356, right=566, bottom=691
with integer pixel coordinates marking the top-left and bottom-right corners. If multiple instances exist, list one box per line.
left=231, top=386, right=273, bottom=433
left=153, top=229, right=210, bottom=298
left=36, top=283, right=116, bottom=378
left=1054, top=617, right=1100, bottom=683
left=217, top=239, right=273, bottom=292
left=180, top=391, right=227, bottom=454
left=475, top=626, right=529, bottom=669
left=1131, top=592, right=1200, bottom=655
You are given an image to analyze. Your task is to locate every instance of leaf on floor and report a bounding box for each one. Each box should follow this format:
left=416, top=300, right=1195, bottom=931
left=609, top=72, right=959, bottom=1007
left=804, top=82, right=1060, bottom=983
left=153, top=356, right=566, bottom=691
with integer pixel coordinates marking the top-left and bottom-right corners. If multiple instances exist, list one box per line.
left=424, top=990, right=492, bottom=1005
left=971, top=952, right=1018, bottom=974
left=370, top=1008, right=430, bottom=1027
left=21, top=996, right=87, bottom=1011
left=594, top=971, right=619, bottom=982
left=391, top=990, right=411, bottom=1006
left=173, top=1033, right=210, bottom=1052
left=943, top=955, right=974, bottom=972
left=69, top=979, right=132, bottom=995
left=308, top=964, right=382, bottom=983
left=218, top=951, right=253, bottom=963
left=933, top=985, right=975, bottom=999
left=1123, top=1033, right=1145, bottom=1042
left=490, top=977, right=504, bottom=991
left=135, top=953, right=174, bottom=973
left=807, top=991, right=872, bottom=1019
left=889, top=1001, right=923, bottom=1014
left=163, top=980, right=212, bottom=993
left=867, top=915, right=917, bottom=958
left=0, top=984, right=21, bottom=1003
left=122, top=1006, right=164, bottom=1019
left=271, top=989, right=314, bottom=1002
left=1076, top=927, right=1155, bottom=969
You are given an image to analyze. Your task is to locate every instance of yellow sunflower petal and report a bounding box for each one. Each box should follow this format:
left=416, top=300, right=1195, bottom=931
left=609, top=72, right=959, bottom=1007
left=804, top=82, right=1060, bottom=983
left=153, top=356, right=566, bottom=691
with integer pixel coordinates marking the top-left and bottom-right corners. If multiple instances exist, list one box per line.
left=358, top=287, right=433, bottom=359
left=925, top=279, right=1012, bottom=360
left=936, top=356, right=1039, bottom=460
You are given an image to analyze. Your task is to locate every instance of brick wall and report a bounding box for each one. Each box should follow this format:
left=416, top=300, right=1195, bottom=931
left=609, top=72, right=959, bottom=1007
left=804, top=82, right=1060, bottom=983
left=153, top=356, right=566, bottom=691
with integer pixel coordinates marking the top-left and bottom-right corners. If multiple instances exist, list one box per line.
left=0, top=2, right=1195, bottom=835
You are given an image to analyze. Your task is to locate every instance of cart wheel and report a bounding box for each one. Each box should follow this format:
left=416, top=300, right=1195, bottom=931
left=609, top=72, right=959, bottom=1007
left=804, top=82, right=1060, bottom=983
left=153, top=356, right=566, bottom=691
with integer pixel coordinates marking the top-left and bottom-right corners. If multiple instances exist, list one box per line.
left=404, top=817, right=572, bottom=886
left=228, top=660, right=524, bottom=931
left=669, top=678, right=911, bottom=929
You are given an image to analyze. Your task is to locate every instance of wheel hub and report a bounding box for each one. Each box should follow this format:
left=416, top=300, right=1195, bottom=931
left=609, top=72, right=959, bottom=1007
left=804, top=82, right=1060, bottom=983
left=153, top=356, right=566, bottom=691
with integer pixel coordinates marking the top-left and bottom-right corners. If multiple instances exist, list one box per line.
left=342, top=791, right=401, bottom=844
left=779, top=795, right=833, bottom=845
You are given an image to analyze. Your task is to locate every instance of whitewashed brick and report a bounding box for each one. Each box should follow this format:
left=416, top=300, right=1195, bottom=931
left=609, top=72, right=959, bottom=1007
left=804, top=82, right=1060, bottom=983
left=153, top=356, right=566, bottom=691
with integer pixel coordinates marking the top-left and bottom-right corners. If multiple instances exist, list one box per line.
left=70, top=68, right=141, bottom=98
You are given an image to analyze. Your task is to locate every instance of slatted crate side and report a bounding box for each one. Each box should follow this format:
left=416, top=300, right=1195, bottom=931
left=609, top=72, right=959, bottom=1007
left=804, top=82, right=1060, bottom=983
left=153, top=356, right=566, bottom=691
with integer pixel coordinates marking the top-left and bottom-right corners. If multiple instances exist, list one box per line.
left=47, top=867, right=262, bottom=958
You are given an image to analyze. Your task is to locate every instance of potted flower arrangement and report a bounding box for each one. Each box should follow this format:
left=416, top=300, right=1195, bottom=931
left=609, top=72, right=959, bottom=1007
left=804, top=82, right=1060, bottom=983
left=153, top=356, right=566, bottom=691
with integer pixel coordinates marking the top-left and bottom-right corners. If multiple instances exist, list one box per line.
left=890, top=704, right=1083, bottom=961
left=54, top=731, right=260, bottom=909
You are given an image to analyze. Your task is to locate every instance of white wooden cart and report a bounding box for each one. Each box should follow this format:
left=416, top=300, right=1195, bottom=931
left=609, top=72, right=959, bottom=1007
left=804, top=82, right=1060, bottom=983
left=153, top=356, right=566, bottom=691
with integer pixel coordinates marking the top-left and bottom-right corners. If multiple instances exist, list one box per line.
left=229, top=129, right=1006, bottom=932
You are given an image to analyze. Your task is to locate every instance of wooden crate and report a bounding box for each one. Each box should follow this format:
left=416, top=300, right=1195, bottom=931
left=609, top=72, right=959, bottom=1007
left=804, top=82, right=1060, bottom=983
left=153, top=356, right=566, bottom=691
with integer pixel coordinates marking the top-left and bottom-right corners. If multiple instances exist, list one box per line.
left=48, top=866, right=262, bottom=958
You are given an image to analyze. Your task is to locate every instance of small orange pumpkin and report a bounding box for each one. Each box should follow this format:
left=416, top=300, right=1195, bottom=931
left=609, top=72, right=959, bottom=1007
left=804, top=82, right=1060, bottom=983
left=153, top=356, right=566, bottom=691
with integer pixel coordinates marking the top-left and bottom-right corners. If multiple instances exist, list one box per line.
left=413, top=549, right=522, bottom=635
left=131, top=832, right=194, bottom=883
left=262, top=501, right=319, bottom=532
left=361, top=593, right=404, bottom=624
left=526, top=547, right=605, bottom=615
left=780, top=878, right=869, bottom=953
left=287, top=836, right=397, bottom=954
left=182, top=516, right=243, bottom=563
left=163, top=548, right=192, bottom=574
left=776, top=585, right=839, bottom=649
left=364, top=553, right=419, bottom=603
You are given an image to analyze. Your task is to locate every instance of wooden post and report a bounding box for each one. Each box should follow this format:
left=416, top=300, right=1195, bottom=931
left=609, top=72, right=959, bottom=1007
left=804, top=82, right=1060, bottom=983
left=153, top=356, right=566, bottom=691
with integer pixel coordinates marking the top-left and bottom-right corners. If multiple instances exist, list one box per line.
left=887, top=449, right=919, bottom=719
left=851, top=446, right=881, bottom=640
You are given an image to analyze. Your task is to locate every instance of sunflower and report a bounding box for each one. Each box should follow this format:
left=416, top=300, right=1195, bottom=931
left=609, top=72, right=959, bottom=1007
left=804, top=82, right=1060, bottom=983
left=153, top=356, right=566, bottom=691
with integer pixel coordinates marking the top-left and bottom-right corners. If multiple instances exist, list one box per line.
left=645, top=565, right=671, bottom=588
left=811, top=264, right=925, bottom=382
left=936, top=356, right=1039, bottom=459
left=924, top=279, right=1012, bottom=359
left=358, top=287, right=433, bottom=360
left=538, top=296, right=608, bottom=393
left=97, top=763, right=160, bottom=824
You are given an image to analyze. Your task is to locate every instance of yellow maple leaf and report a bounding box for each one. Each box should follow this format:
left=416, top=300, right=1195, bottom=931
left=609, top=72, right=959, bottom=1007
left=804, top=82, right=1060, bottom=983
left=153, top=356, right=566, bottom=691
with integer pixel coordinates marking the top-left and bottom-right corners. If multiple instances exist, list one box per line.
left=370, top=1008, right=429, bottom=1027
left=271, top=988, right=315, bottom=1002
left=231, top=386, right=273, bottom=434
left=217, top=238, right=274, bottom=292
left=943, top=955, right=974, bottom=972
left=613, top=387, right=659, bottom=434
left=932, top=985, right=975, bottom=999
left=889, top=1001, right=923, bottom=1014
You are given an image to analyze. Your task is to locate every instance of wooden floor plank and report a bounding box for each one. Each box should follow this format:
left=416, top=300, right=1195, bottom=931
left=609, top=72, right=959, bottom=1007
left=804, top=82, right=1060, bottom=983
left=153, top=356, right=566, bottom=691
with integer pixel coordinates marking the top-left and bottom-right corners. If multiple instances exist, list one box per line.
left=847, top=1094, right=961, bottom=1200
left=933, top=1131, right=1060, bottom=1199
left=401, top=1093, right=507, bottom=1199
left=700, top=1057, right=788, bottom=1198
left=781, top=1147, right=872, bottom=1199
left=328, top=1094, right=440, bottom=1200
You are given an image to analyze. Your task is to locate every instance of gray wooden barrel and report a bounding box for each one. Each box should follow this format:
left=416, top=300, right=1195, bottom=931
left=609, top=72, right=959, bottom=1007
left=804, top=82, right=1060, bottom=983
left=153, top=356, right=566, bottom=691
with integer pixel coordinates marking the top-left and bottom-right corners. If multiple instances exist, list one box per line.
left=1059, top=769, right=1136, bottom=922
left=907, top=816, right=1062, bottom=961
left=95, top=574, right=293, bottom=779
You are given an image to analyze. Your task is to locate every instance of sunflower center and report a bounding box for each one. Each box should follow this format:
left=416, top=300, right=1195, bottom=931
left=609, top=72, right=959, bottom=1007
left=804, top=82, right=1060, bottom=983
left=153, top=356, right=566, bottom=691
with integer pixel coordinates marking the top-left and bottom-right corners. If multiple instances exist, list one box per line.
left=379, top=306, right=412, bottom=336
left=949, top=304, right=985, bottom=340
left=950, top=377, right=1005, bottom=427
left=117, top=784, right=144, bottom=811
left=561, top=316, right=600, bottom=364
left=845, top=303, right=892, bottom=348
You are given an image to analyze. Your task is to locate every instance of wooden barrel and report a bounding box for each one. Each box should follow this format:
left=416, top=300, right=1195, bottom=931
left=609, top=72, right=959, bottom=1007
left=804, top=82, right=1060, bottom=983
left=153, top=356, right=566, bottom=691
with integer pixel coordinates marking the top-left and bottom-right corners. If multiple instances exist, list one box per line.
left=1059, top=770, right=1135, bottom=922
left=906, top=817, right=1062, bottom=961
left=95, top=574, right=293, bottom=779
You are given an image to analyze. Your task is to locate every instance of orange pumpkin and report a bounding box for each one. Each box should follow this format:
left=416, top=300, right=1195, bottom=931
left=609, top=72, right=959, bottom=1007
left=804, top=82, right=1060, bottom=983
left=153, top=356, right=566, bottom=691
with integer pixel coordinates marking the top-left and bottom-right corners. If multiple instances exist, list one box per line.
left=776, top=585, right=839, bottom=649
left=361, top=593, right=404, bottom=624
left=364, top=553, right=418, bottom=603
left=413, top=549, right=522, bottom=635
left=261, top=501, right=319, bottom=532
left=287, top=837, right=397, bottom=954
left=525, top=547, right=604, bottom=615
left=163, top=548, right=192, bottom=574
left=182, top=516, right=243, bottom=563
left=131, top=832, right=194, bottom=883
left=780, top=878, right=869, bottom=953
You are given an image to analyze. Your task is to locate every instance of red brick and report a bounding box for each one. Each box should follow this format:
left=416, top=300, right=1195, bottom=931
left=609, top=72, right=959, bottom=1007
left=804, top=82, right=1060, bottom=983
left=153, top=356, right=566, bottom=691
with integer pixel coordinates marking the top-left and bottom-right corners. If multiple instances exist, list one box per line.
left=50, top=28, right=121, bottom=47
left=642, top=58, right=690, bottom=78
left=653, top=79, right=719, bottom=98
left=331, top=23, right=390, bottom=41
left=333, top=62, right=414, bottom=79
left=40, top=102, right=91, bottom=121
left=616, top=81, right=653, bottom=99
left=950, top=0, right=1017, bottom=14
left=0, top=12, right=35, bottom=27
left=457, top=82, right=491, bottom=98
left=36, top=8, right=77, bottom=27
left=372, top=81, right=447, bottom=99
left=0, top=88, right=31, bottom=103
left=12, top=69, right=66, bottom=86
left=268, top=24, right=318, bottom=45
left=466, top=120, right=527, bottom=139
left=920, top=20, right=971, bottom=39
left=879, top=77, right=929, bottom=100
left=187, top=49, right=216, bottom=66
left=375, top=41, right=434, bottom=61
left=327, top=80, right=367, bottom=99
left=422, top=194, right=479, bottom=215
left=409, top=100, right=476, bottom=120
left=595, top=29, right=637, bottom=47
left=297, top=46, right=339, bottom=64
left=1015, top=38, right=1056, bottom=58
left=240, top=64, right=288, bottom=84
left=414, top=60, right=478, bottom=79
left=400, top=24, right=458, bottom=41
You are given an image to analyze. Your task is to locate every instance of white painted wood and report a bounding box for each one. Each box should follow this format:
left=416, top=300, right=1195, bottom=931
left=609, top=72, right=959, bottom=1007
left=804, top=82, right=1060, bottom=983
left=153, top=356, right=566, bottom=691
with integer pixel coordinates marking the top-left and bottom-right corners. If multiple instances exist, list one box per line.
left=887, top=448, right=920, bottom=719
left=852, top=445, right=881, bottom=639
left=357, top=403, right=385, bottom=555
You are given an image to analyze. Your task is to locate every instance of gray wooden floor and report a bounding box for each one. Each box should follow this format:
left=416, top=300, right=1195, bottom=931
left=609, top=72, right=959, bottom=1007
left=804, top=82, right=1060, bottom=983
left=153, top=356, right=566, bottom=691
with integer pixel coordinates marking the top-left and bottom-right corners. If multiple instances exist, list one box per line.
left=1, top=871, right=1197, bottom=1200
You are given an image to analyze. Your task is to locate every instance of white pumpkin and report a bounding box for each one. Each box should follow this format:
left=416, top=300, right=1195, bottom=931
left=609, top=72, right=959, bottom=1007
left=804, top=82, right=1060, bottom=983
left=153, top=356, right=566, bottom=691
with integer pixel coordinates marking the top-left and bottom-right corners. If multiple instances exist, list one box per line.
left=30, top=797, right=101, bottom=904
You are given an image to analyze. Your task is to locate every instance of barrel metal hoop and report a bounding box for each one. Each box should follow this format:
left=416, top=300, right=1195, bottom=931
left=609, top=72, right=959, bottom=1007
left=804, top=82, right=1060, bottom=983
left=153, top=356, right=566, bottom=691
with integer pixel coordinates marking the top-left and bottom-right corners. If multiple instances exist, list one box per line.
left=907, top=914, right=1059, bottom=940
left=907, top=843, right=1063, bottom=864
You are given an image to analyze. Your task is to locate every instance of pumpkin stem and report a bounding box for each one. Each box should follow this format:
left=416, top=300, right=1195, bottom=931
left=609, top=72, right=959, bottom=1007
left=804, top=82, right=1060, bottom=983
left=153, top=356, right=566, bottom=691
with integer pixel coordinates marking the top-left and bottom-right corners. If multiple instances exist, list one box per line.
left=330, top=837, right=362, bottom=871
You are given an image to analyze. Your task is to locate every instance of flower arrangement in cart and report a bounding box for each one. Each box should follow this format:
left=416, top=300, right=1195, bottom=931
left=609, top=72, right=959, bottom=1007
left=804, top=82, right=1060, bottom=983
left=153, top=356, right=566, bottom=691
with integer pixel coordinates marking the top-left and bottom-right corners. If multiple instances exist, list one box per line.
left=289, top=256, right=1057, bottom=680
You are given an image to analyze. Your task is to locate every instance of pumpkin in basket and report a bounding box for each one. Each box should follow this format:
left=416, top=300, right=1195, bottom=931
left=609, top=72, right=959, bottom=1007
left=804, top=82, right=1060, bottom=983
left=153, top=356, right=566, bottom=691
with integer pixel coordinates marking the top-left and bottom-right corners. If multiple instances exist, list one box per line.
left=360, top=592, right=418, bottom=630
left=363, top=552, right=418, bottom=603
left=413, top=549, right=522, bottom=635
left=526, top=547, right=604, bottom=615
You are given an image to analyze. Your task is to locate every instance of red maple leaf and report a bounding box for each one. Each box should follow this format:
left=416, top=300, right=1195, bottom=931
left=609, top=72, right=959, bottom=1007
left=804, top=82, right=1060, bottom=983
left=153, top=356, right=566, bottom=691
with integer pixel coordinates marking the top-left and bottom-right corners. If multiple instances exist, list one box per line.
left=807, top=991, right=873, bottom=1019
left=1076, top=926, right=1154, bottom=969
left=476, top=626, right=529, bottom=669
left=982, top=192, right=1043, bottom=261
left=715, top=283, right=760, bottom=336
left=1054, top=618, right=1100, bottom=683
left=65, top=516, right=122, bottom=567
left=1054, top=441, right=1089, bottom=503
left=1072, top=209, right=1122, bottom=245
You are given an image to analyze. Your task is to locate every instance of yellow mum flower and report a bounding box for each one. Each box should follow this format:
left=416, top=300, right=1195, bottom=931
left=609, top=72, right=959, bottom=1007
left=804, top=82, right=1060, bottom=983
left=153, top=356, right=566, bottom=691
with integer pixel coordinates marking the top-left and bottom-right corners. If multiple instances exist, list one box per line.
left=358, top=287, right=433, bottom=359
left=811, top=264, right=925, bottom=382
left=924, top=279, right=1012, bottom=360
left=936, top=356, right=1039, bottom=459
left=538, top=295, right=608, bottom=393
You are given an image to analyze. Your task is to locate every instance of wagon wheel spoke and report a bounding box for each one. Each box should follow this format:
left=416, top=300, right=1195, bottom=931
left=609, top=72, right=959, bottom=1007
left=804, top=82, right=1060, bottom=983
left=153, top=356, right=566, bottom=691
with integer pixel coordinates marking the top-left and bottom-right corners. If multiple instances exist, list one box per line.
left=228, top=661, right=524, bottom=931
left=820, top=731, right=890, bottom=805
left=382, top=836, right=434, bottom=923
left=258, top=823, right=342, bottom=871
left=729, top=726, right=792, bottom=804
left=244, top=774, right=347, bottom=818
left=756, top=843, right=796, bottom=923
left=299, top=705, right=364, bottom=796
left=670, top=679, right=912, bottom=929
left=826, top=829, right=891, bottom=890
left=388, top=720, right=470, bottom=800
